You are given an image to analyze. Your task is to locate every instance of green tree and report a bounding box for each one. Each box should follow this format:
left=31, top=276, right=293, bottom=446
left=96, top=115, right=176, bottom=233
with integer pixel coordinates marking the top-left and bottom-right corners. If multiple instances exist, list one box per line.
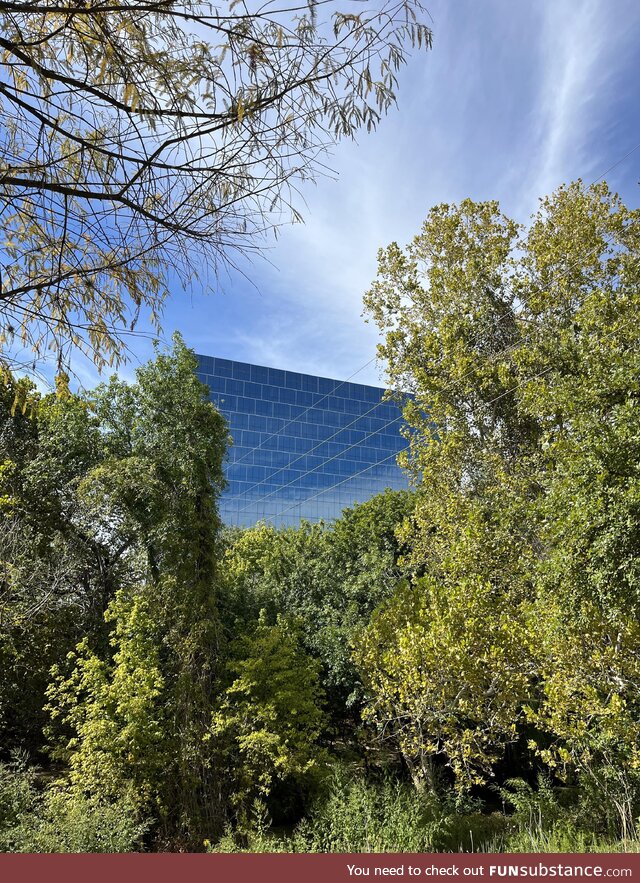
left=514, top=182, right=640, bottom=838
left=34, top=336, right=229, bottom=847
left=210, top=615, right=327, bottom=829
left=220, top=489, right=415, bottom=726
left=47, top=595, right=166, bottom=813
left=0, top=371, right=111, bottom=755
left=525, top=594, right=640, bottom=840
left=0, top=0, right=431, bottom=370
left=361, top=181, right=640, bottom=799
left=357, top=576, right=532, bottom=790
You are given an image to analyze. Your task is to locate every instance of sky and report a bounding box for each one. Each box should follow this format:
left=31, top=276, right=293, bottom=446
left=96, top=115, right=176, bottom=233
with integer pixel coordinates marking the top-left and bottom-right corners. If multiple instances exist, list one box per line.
left=42, top=0, right=640, bottom=391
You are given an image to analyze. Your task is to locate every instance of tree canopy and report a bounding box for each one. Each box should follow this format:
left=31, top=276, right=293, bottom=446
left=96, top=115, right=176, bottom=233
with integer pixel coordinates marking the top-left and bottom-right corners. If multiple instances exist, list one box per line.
left=1, top=336, right=230, bottom=846
left=0, top=0, right=431, bottom=371
left=4, top=182, right=640, bottom=852
left=360, top=181, right=640, bottom=833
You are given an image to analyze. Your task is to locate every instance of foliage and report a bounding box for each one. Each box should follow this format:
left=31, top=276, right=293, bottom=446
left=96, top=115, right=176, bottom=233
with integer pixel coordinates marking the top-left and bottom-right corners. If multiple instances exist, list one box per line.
left=314, top=490, right=417, bottom=703
left=0, top=0, right=431, bottom=370
left=0, top=756, right=37, bottom=837
left=210, top=773, right=507, bottom=853
left=296, top=774, right=446, bottom=853
left=46, top=595, right=166, bottom=811
left=220, top=489, right=415, bottom=717
left=0, top=760, right=146, bottom=853
left=361, top=181, right=640, bottom=811
left=525, top=595, right=640, bottom=839
left=210, top=616, right=327, bottom=827
left=517, top=183, right=640, bottom=838
left=5, top=180, right=640, bottom=852
left=1, top=336, right=230, bottom=848
left=1, top=371, right=110, bottom=755
left=357, top=577, right=532, bottom=789
left=489, top=777, right=640, bottom=853
left=210, top=773, right=640, bottom=854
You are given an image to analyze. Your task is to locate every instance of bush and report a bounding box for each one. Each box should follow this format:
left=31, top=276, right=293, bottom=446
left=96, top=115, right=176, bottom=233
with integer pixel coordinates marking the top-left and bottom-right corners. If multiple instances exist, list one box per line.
left=209, top=773, right=507, bottom=853
left=293, top=775, right=437, bottom=852
left=0, top=761, right=148, bottom=853
left=209, top=773, right=640, bottom=854
left=490, top=777, right=640, bottom=853
left=0, top=758, right=38, bottom=839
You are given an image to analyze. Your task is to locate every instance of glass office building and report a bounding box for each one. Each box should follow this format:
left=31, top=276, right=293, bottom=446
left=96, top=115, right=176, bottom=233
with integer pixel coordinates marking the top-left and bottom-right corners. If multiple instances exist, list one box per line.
left=196, top=354, right=410, bottom=527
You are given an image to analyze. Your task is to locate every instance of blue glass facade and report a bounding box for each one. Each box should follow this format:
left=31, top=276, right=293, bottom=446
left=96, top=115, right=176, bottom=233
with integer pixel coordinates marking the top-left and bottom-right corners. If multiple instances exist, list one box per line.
left=196, top=354, right=410, bottom=527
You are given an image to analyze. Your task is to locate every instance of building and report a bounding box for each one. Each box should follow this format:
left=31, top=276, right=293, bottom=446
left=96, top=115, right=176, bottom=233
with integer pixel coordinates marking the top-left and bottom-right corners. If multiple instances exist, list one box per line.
left=195, top=354, right=410, bottom=528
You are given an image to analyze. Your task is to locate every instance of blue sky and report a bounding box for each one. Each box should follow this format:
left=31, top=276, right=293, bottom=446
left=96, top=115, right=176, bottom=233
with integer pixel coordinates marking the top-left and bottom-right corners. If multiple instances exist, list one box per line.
left=66, top=0, right=640, bottom=390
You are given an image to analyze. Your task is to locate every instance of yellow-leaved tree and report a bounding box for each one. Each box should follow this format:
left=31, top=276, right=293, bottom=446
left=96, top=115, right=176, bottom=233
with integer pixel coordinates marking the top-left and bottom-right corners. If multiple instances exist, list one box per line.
left=358, top=183, right=640, bottom=837
left=0, top=0, right=431, bottom=371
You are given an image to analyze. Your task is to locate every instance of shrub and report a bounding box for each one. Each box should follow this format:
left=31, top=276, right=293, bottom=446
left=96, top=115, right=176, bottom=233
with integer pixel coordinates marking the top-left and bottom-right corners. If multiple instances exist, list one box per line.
left=0, top=762, right=148, bottom=853
left=208, top=773, right=503, bottom=853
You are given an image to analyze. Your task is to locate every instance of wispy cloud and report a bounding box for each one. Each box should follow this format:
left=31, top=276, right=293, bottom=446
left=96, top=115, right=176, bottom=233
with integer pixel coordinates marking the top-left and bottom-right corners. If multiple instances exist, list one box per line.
left=516, top=0, right=632, bottom=216
left=17, top=0, right=640, bottom=391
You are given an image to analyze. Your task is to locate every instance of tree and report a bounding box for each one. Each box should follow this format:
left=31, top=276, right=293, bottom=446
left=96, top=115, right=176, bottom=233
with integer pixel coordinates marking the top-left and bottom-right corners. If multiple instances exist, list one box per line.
left=525, top=593, right=640, bottom=840
left=356, top=576, right=532, bottom=790
left=0, top=336, right=230, bottom=846
left=210, top=615, right=327, bottom=829
left=1, top=371, right=110, bottom=755
left=220, top=489, right=415, bottom=725
left=361, top=182, right=640, bottom=799
left=297, top=489, right=416, bottom=710
left=514, top=182, right=640, bottom=838
left=0, top=0, right=431, bottom=370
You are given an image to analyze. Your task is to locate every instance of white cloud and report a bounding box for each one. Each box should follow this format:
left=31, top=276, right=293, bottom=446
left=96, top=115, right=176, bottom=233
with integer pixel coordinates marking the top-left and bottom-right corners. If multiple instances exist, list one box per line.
left=517, top=0, right=616, bottom=215
left=19, top=0, right=640, bottom=392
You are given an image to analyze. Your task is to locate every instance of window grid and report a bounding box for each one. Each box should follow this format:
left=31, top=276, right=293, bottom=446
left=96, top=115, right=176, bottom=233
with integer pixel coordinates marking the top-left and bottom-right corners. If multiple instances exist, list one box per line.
left=196, top=355, right=409, bottom=528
